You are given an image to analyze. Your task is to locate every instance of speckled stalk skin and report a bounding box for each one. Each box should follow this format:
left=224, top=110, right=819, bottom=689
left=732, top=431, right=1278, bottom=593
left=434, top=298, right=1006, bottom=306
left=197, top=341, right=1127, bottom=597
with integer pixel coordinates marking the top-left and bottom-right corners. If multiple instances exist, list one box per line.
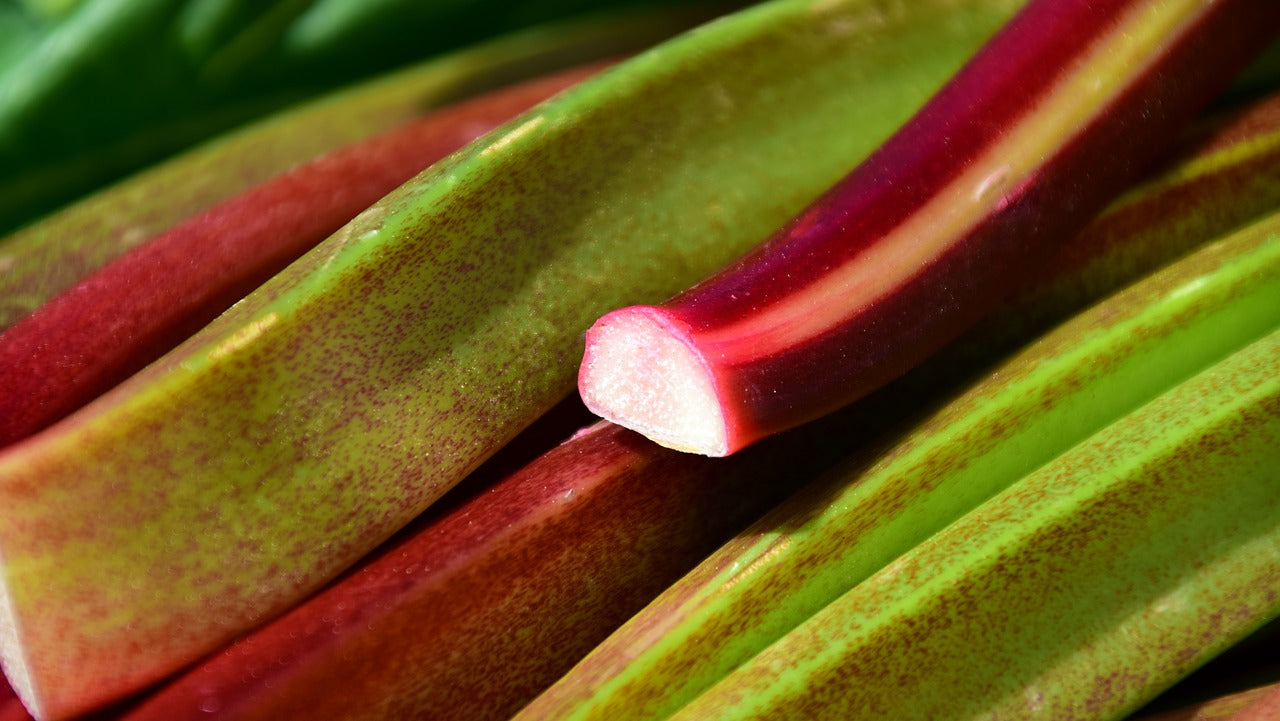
left=1122, top=614, right=1280, bottom=719
left=0, top=63, right=602, bottom=449
left=581, top=0, right=1280, bottom=456
left=519, top=215, right=1280, bottom=721
left=0, top=0, right=1030, bottom=718
left=0, top=6, right=723, bottom=331
left=673, top=327, right=1280, bottom=721
left=113, top=419, right=841, bottom=721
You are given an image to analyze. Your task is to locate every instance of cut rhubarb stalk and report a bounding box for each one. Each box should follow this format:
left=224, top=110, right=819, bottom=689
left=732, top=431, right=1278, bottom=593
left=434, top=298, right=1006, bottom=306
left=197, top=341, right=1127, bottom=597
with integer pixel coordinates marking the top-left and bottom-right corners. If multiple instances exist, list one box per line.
left=579, top=0, right=1280, bottom=456
left=0, top=62, right=602, bottom=448
left=0, top=1, right=1026, bottom=717
left=120, top=92, right=1280, bottom=721
left=523, top=211, right=1280, bottom=721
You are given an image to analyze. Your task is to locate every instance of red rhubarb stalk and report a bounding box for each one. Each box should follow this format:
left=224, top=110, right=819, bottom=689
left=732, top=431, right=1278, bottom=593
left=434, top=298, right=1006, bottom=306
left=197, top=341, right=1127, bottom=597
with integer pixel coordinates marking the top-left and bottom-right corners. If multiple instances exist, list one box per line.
left=0, top=63, right=601, bottom=448
left=578, top=0, right=1280, bottom=456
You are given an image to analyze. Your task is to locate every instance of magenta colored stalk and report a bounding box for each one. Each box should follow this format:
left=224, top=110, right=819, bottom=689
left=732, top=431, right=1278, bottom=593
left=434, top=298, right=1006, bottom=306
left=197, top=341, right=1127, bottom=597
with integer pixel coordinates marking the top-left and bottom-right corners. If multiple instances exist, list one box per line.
left=0, top=63, right=602, bottom=448
left=578, top=0, right=1280, bottom=456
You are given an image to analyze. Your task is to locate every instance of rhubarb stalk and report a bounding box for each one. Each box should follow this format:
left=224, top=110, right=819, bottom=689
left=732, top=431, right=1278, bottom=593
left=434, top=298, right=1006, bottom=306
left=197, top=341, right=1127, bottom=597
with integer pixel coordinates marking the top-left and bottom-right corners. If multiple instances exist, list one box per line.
left=0, top=62, right=601, bottom=448
left=670, top=328, right=1280, bottom=721
left=519, top=209, right=1280, bottom=721
left=111, top=417, right=834, bottom=721
left=579, top=0, right=1280, bottom=456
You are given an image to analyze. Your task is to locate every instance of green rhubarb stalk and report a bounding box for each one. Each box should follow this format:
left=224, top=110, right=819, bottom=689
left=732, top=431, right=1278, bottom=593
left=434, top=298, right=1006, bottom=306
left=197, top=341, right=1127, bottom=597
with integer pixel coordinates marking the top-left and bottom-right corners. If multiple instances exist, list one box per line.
left=671, top=326, right=1280, bottom=721
left=0, top=5, right=723, bottom=331
left=0, top=0, right=1028, bottom=718
left=518, top=211, right=1280, bottom=721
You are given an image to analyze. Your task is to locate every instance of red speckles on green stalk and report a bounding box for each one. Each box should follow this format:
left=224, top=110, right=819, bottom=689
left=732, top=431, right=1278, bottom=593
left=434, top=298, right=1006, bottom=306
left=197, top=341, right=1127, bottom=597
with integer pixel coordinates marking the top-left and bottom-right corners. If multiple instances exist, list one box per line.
left=675, top=328, right=1280, bottom=721
left=0, top=0, right=1029, bottom=717
left=522, top=212, right=1280, bottom=721
left=115, top=417, right=839, bottom=721
left=0, top=64, right=602, bottom=449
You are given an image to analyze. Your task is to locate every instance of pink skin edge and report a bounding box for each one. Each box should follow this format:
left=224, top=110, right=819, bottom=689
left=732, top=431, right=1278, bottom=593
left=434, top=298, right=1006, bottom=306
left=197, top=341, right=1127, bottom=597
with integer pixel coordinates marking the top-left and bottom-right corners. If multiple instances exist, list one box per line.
left=0, top=63, right=604, bottom=449
left=579, top=0, right=1280, bottom=456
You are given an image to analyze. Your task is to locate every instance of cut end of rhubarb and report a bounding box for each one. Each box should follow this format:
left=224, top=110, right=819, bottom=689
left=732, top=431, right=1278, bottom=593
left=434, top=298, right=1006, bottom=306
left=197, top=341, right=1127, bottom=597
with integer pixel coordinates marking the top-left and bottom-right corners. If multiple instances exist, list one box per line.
left=579, top=307, right=728, bottom=456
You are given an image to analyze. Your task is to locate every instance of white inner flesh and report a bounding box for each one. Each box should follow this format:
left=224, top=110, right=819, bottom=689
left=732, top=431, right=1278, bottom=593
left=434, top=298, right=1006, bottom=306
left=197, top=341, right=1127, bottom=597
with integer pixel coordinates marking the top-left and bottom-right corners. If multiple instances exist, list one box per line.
left=579, top=307, right=727, bottom=456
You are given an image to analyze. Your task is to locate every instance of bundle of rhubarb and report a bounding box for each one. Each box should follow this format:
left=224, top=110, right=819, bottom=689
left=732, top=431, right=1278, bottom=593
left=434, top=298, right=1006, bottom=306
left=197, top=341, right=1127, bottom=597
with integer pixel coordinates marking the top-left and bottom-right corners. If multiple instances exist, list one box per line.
left=0, top=0, right=1277, bottom=720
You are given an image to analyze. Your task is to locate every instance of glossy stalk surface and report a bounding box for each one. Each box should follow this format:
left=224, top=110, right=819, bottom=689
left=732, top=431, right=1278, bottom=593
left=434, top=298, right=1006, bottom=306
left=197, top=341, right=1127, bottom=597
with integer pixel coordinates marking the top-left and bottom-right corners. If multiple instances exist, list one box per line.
left=521, top=209, right=1280, bottom=721
left=579, top=0, right=1280, bottom=456
left=671, top=327, right=1280, bottom=720
left=0, top=63, right=601, bottom=448
left=113, top=417, right=833, bottom=721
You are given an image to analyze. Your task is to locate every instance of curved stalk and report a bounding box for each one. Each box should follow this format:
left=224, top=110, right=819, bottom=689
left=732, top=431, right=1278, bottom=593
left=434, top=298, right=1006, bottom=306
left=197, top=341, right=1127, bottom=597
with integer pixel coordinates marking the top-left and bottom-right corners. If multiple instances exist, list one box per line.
left=580, top=0, right=1280, bottom=456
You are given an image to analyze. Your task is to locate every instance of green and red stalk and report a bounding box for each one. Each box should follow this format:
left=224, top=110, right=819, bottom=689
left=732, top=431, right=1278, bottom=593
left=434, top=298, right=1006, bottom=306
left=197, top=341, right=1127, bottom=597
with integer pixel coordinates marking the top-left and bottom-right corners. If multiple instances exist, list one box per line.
left=0, top=63, right=600, bottom=448
left=1124, top=616, right=1280, bottom=720
left=0, top=6, right=718, bottom=332
left=579, top=0, right=1280, bottom=456
left=971, top=89, right=1280, bottom=350
left=109, top=417, right=839, bottom=721
left=669, top=328, right=1280, bottom=721
left=0, top=1, right=1029, bottom=717
left=522, top=207, right=1280, bottom=720
left=110, top=92, right=1280, bottom=721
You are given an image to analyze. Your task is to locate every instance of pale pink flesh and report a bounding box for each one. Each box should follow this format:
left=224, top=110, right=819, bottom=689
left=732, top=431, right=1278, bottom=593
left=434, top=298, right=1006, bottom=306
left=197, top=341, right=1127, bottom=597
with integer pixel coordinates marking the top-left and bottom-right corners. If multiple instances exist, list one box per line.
left=579, top=306, right=728, bottom=455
